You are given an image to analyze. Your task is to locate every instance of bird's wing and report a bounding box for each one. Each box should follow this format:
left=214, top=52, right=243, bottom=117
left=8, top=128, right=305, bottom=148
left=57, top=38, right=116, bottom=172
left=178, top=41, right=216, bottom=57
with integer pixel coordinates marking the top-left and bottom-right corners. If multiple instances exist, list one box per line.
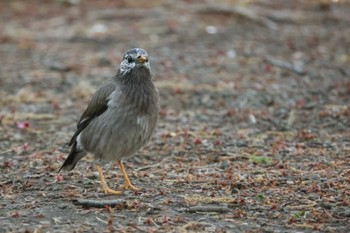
left=68, top=79, right=116, bottom=146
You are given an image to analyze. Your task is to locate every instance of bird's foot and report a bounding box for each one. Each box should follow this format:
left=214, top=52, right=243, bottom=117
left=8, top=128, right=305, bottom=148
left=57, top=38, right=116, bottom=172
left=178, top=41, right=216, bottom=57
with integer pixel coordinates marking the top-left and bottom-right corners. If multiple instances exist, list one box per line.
left=97, top=164, right=122, bottom=195
left=100, top=185, right=122, bottom=195
left=118, top=182, right=138, bottom=191
left=117, top=161, right=139, bottom=191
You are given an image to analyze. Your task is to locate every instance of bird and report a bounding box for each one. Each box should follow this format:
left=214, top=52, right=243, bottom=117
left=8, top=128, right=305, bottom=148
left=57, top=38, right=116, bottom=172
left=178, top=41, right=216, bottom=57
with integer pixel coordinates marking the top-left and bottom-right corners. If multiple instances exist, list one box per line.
left=59, top=48, right=159, bottom=195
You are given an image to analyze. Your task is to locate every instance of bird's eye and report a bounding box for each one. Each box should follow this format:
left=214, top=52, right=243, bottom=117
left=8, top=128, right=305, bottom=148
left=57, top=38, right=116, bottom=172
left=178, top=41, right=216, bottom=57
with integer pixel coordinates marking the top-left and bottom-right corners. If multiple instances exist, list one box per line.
left=127, top=57, right=133, bottom=63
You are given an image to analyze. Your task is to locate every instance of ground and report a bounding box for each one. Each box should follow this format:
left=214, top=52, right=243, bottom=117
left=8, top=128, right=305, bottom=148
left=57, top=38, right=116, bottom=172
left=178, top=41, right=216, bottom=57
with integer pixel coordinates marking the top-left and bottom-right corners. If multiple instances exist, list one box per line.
left=0, top=0, right=350, bottom=232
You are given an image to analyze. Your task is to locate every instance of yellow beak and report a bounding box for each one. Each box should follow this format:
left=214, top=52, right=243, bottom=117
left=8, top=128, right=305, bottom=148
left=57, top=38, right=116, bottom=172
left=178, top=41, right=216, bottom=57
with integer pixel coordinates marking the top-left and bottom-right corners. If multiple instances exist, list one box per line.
left=137, top=55, right=147, bottom=64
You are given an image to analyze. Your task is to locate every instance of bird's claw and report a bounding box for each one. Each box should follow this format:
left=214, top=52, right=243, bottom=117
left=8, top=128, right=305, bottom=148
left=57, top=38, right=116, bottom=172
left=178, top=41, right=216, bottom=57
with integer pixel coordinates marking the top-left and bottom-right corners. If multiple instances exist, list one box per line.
left=100, top=186, right=122, bottom=195
left=118, top=183, right=138, bottom=191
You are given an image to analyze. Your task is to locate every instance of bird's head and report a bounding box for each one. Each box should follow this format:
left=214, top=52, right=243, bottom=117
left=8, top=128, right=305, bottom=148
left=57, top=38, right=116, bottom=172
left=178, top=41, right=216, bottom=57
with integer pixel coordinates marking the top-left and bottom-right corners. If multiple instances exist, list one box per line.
left=119, top=48, right=150, bottom=76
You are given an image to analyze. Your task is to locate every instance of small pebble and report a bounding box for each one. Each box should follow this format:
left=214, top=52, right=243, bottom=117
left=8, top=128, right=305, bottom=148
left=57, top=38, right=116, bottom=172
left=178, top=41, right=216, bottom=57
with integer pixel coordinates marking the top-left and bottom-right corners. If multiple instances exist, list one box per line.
left=206, top=25, right=217, bottom=34
left=58, top=203, right=70, bottom=209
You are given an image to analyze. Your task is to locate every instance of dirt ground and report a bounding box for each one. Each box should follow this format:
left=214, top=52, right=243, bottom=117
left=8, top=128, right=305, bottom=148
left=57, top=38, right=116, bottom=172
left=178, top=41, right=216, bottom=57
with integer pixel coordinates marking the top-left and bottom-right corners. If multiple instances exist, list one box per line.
left=1, top=0, right=350, bottom=232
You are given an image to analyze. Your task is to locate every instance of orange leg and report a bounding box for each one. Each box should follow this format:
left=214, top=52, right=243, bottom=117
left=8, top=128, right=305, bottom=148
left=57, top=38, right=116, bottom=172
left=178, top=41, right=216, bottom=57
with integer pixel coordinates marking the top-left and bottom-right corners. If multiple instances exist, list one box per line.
left=117, top=161, right=138, bottom=191
left=97, top=164, right=121, bottom=195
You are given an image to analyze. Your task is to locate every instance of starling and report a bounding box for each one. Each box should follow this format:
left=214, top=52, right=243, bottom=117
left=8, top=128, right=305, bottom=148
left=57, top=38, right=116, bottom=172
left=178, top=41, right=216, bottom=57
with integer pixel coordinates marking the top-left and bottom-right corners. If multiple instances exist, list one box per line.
left=59, top=48, right=159, bottom=195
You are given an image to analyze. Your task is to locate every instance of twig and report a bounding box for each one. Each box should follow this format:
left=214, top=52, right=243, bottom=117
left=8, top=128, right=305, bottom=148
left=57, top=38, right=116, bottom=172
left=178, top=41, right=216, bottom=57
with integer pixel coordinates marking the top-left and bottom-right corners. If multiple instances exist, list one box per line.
left=197, top=4, right=350, bottom=28
left=150, top=218, right=160, bottom=228
left=218, top=152, right=248, bottom=161
left=0, top=149, right=13, bottom=155
left=23, top=174, right=43, bottom=179
left=95, top=216, right=108, bottom=224
left=186, top=205, right=229, bottom=213
left=255, top=7, right=350, bottom=24
left=0, top=180, right=13, bottom=186
left=129, top=224, right=148, bottom=233
left=264, top=55, right=306, bottom=75
left=73, top=199, right=127, bottom=208
left=88, top=8, right=163, bottom=21
left=135, top=157, right=170, bottom=171
left=196, top=4, right=278, bottom=30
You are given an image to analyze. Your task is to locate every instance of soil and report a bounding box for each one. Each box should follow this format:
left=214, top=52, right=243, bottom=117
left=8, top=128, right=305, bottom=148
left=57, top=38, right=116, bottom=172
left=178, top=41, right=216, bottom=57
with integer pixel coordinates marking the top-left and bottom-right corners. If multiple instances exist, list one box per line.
left=0, top=0, right=349, bottom=232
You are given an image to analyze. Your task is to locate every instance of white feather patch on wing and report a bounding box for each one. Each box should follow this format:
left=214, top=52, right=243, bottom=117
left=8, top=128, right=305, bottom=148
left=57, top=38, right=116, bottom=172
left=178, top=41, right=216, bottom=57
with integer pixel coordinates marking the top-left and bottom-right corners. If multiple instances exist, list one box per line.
left=107, top=90, right=116, bottom=107
left=77, top=133, right=82, bottom=148
left=137, top=115, right=149, bottom=133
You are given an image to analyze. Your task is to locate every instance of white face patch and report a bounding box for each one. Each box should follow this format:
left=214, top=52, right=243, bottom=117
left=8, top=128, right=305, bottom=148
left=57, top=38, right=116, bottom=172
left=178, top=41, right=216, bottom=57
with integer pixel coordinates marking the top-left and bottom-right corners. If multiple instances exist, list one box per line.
left=119, top=48, right=150, bottom=77
left=119, top=59, right=136, bottom=76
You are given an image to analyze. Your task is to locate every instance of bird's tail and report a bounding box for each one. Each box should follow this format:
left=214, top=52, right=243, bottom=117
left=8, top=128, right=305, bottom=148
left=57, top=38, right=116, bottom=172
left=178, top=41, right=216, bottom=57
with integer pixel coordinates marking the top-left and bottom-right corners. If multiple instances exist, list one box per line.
left=59, top=142, right=87, bottom=172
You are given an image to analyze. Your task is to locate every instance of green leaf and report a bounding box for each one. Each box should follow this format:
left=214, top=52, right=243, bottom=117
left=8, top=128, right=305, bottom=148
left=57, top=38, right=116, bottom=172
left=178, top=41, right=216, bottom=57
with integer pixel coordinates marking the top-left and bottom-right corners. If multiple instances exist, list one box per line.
left=256, top=194, right=265, bottom=202
left=293, top=211, right=305, bottom=219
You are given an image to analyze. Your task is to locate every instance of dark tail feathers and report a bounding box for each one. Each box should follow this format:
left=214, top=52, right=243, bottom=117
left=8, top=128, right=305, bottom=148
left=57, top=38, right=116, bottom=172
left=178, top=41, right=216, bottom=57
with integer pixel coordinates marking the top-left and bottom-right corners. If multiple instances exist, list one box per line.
left=59, top=142, right=87, bottom=172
